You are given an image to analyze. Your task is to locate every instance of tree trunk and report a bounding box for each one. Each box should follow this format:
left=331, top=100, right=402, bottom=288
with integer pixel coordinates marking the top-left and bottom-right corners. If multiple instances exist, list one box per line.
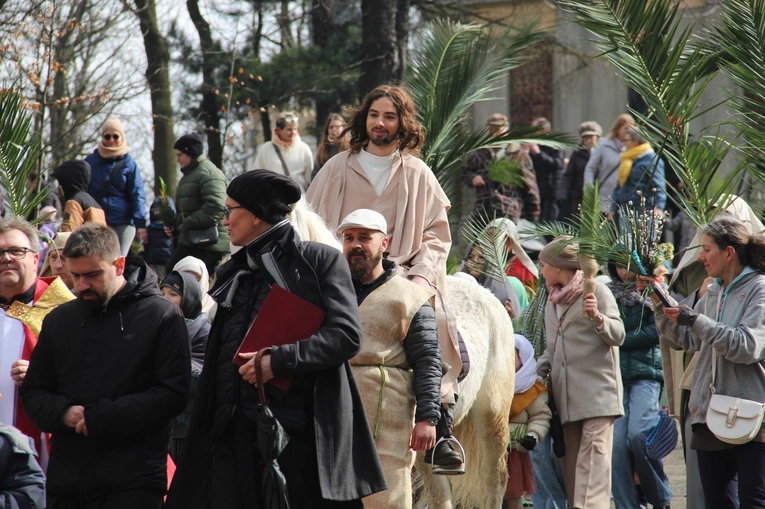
left=133, top=0, right=177, bottom=198
left=395, top=0, right=410, bottom=82
left=187, top=0, right=223, bottom=169
left=49, top=1, right=89, bottom=167
left=278, top=0, right=295, bottom=48
left=359, top=0, right=407, bottom=99
left=311, top=0, right=336, bottom=134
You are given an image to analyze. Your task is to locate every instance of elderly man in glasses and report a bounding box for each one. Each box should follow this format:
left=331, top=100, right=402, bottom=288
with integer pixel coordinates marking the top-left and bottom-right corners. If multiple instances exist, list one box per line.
left=0, top=217, right=74, bottom=457
left=253, top=112, right=314, bottom=191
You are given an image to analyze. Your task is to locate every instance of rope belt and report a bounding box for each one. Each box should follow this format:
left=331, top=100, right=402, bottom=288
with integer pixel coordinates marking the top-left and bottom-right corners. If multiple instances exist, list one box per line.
left=373, top=365, right=388, bottom=439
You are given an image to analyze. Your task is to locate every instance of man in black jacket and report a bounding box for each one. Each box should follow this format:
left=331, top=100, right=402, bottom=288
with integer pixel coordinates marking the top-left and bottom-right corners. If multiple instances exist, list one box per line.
left=527, top=117, right=565, bottom=222
left=339, top=208, right=442, bottom=507
left=165, top=170, right=386, bottom=509
left=20, top=224, right=190, bottom=509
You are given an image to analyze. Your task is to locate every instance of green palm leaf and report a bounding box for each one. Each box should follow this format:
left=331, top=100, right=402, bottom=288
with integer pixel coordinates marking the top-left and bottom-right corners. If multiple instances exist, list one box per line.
left=711, top=0, right=765, bottom=182
left=561, top=0, right=736, bottom=227
left=0, top=88, right=49, bottom=222
left=407, top=21, right=575, bottom=202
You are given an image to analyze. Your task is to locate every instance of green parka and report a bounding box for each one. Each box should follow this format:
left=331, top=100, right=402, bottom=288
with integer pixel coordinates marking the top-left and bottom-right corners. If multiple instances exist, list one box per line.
left=174, top=155, right=230, bottom=252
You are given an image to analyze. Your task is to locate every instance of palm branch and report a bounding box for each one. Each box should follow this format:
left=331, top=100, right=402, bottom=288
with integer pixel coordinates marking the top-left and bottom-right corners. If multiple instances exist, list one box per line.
left=0, top=88, right=49, bottom=223
left=462, top=211, right=512, bottom=294
left=561, top=0, right=737, bottom=227
left=711, top=0, right=765, bottom=183
left=407, top=21, right=575, bottom=203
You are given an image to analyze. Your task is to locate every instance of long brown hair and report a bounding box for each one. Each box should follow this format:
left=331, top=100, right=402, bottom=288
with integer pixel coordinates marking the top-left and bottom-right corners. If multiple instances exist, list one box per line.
left=703, top=216, right=765, bottom=271
left=344, top=85, right=425, bottom=155
left=608, top=113, right=635, bottom=139
left=315, top=113, right=349, bottom=167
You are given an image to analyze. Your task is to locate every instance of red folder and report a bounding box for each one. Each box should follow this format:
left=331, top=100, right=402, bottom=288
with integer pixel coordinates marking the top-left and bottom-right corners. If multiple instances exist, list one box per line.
left=233, top=284, right=326, bottom=390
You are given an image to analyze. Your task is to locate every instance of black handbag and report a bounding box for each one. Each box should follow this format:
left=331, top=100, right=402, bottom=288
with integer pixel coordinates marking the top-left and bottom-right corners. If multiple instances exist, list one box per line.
left=187, top=225, right=219, bottom=246
left=546, top=372, right=566, bottom=458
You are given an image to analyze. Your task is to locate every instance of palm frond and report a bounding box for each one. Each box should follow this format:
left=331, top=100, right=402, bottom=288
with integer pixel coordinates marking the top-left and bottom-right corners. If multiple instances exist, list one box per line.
left=711, top=0, right=765, bottom=183
left=561, top=0, right=738, bottom=227
left=461, top=211, right=510, bottom=284
left=0, top=88, right=48, bottom=222
left=407, top=20, right=576, bottom=201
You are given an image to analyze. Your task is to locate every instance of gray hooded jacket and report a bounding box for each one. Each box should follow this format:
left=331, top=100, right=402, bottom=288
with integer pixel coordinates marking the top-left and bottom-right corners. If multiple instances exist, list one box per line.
left=656, top=268, right=765, bottom=426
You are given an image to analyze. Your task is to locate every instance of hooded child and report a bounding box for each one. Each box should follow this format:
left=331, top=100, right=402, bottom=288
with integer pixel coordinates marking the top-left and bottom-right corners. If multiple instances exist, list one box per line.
left=51, top=160, right=106, bottom=232
left=160, top=270, right=209, bottom=463
left=504, top=334, right=551, bottom=509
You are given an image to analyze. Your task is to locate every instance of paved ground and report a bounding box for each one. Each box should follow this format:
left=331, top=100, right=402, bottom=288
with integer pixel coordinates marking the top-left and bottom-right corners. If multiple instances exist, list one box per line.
left=609, top=443, right=686, bottom=509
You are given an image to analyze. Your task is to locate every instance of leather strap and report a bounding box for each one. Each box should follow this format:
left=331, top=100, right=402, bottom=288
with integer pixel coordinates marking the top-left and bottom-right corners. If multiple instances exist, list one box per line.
left=272, top=144, right=291, bottom=177
left=255, top=347, right=272, bottom=404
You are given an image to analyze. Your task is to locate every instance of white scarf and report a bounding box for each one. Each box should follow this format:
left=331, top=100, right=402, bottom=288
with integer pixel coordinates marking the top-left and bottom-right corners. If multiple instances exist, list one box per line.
left=514, top=334, right=537, bottom=394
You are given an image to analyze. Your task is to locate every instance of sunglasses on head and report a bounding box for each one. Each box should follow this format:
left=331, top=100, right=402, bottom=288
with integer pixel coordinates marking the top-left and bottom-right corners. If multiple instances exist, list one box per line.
left=103, top=134, right=120, bottom=141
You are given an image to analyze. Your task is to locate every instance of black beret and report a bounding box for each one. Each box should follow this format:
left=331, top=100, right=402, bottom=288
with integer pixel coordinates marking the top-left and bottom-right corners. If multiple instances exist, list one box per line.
left=174, top=133, right=204, bottom=159
left=227, top=170, right=301, bottom=224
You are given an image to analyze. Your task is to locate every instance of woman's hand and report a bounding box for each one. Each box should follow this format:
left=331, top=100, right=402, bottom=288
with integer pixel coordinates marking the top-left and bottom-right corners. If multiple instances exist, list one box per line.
left=663, top=305, right=698, bottom=326
left=582, top=294, right=604, bottom=326
left=636, top=275, right=663, bottom=305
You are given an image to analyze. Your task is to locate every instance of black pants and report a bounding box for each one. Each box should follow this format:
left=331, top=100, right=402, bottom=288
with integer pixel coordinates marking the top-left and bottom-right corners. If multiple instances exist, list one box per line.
left=165, top=245, right=227, bottom=277
left=209, top=413, right=363, bottom=509
left=47, top=489, right=164, bottom=509
left=697, top=440, right=765, bottom=509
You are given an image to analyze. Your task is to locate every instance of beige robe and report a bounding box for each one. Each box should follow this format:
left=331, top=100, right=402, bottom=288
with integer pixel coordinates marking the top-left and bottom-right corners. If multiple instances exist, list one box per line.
left=353, top=275, right=434, bottom=509
left=307, top=150, right=461, bottom=402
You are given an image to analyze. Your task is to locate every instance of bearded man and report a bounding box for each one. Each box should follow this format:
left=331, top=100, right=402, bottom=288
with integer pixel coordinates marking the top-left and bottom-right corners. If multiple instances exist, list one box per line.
left=339, top=209, right=441, bottom=509
left=0, top=218, right=73, bottom=455
left=21, top=224, right=190, bottom=509
left=307, top=85, right=465, bottom=471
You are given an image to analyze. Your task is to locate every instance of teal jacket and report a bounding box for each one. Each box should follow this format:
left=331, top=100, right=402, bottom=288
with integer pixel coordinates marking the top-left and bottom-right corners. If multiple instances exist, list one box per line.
left=618, top=298, right=663, bottom=383
left=173, top=155, right=230, bottom=253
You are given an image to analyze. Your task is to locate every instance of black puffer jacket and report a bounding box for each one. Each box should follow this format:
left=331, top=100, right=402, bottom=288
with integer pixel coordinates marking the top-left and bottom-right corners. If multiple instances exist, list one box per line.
left=21, top=259, right=190, bottom=498
left=354, top=260, right=441, bottom=423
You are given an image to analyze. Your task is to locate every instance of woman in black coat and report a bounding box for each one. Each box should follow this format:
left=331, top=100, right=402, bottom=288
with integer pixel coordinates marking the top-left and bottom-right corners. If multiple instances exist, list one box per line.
left=556, top=121, right=602, bottom=222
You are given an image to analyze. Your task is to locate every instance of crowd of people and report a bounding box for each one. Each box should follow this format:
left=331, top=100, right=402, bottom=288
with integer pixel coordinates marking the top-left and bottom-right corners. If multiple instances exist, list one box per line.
left=0, top=82, right=764, bottom=509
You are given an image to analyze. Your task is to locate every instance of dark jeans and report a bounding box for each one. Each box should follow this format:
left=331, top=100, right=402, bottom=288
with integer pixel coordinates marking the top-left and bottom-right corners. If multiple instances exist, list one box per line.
left=697, top=440, right=765, bottom=509
left=48, top=489, right=164, bottom=509
left=165, top=245, right=227, bottom=277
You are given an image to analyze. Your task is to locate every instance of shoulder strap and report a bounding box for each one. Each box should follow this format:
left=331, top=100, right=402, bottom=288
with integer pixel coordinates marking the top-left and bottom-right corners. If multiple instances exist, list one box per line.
left=709, top=289, right=724, bottom=395
left=272, top=144, right=291, bottom=177
left=600, top=161, right=621, bottom=184
left=96, top=159, right=125, bottom=202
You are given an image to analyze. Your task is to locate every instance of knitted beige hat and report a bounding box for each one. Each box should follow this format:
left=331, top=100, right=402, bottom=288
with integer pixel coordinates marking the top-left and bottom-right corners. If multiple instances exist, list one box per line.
left=101, top=117, right=125, bottom=137
left=539, top=235, right=581, bottom=270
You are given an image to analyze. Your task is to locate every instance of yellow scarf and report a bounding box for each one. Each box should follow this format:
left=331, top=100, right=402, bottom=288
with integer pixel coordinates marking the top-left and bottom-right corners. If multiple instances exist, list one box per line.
left=509, top=381, right=547, bottom=420
left=618, top=143, right=652, bottom=186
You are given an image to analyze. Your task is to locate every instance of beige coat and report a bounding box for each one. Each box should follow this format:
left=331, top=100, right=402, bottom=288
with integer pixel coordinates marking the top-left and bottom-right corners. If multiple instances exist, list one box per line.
left=509, top=377, right=552, bottom=453
left=307, top=150, right=462, bottom=401
left=537, top=282, right=625, bottom=424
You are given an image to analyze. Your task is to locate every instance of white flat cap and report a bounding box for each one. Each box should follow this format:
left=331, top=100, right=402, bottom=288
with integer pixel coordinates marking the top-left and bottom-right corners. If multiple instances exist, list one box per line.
left=336, top=209, right=388, bottom=236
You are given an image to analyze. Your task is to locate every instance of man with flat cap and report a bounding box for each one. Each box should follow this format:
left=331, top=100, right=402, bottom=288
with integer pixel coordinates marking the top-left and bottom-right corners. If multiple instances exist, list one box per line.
left=166, top=170, right=386, bottom=509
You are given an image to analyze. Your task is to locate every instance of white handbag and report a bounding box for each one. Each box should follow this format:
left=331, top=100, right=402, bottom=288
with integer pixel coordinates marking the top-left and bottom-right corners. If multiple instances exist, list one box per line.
left=705, top=352, right=765, bottom=445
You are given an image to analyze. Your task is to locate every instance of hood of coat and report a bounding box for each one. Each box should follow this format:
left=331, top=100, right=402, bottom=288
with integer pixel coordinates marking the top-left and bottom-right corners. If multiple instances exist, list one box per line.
left=187, top=313, right=209, bottom=377
left=178, top=271, right=203, bottom=320
left=52, top=161, right=91, bottom=199
left=110, top=257, right=162, bottom=307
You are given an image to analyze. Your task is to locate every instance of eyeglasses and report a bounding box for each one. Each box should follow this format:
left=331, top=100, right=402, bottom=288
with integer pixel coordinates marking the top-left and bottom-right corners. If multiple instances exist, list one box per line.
left=0, top=247, right=35, bottom=260
left=103, top=134, right=120, bottom=141
left=224, top=206, right=245, bottom=219
left=175, top=153, right=183, bottom=159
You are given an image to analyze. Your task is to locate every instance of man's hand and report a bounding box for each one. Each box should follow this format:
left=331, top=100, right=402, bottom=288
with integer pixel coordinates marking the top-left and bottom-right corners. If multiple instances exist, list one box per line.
left=63, top=405, right=85, bottom=429
left=11, top=359, right=28, bottom=388
left=163, top=226, right=174, bottom=238
left=504, top=301, right=516, bottom=320
left=238, top=352, right=274, bottom=386
left=75, top=418, right=89, bottom=436
left=471, top=175, right=486, bottom=187
left=410, top=275, right=431, bottom=291
left=410, top=421, right=436, bottom=452
left=137, top=228, right=148, bottom=244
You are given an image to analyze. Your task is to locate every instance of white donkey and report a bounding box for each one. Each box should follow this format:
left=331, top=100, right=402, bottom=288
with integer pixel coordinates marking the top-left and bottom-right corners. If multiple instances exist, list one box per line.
left=289, top=199, right=515, bottom=509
